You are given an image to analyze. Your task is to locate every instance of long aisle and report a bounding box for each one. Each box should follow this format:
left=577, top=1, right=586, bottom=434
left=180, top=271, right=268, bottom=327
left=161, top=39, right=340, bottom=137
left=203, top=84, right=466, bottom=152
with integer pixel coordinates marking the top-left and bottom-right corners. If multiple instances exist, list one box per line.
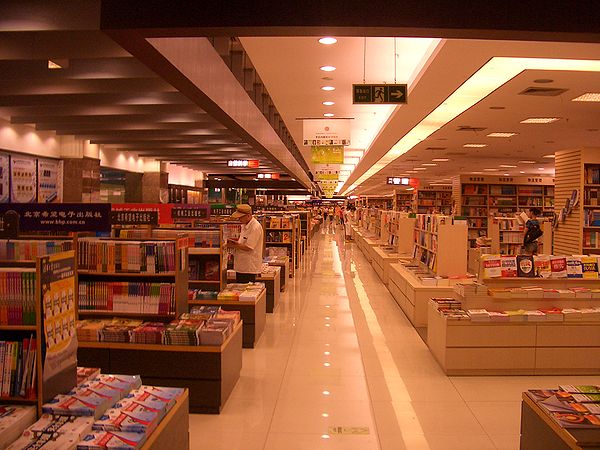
left=189, top=225, right=600, bottom=450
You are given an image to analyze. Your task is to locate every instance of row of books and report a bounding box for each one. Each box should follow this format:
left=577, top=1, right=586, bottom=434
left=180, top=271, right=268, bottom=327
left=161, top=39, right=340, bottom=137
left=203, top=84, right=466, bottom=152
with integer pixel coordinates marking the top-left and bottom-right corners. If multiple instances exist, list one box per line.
left=585, top=165, right=600, bottom=185
left=153, top=229, right=220, bottom=248
left=77, top=239, right=176, bottom=273
left=583, top=210, right=600, bottom=227
left=583, top=230, right=600, bottom=248
left=0, top=269, right=36, bottom=325
left=497, top=219, right=522, bottom=231
left=518, top=197, right=543, bottom=206
left=413, top=246, right=436, bottom=271
left=415, top=214, right=449, bottom=234
left=189, top=259, right=220, bottom=281
left=518, top=186, right=544, bottom=196
left=217, top=282, right=265, bottom=301
left=462, top=207, right=487, bottom=217
left=487, top=286, right=600, bottom=298
left=267, top=215, right=293, bottom=229
left=266, top=231, right=292, bottom=243
left=529, top=385, right=600, bottom=429
left=78, top=282, right=176, bottom=314
left=0, top=239, right=72, bottom=262
left=467, top=307, right=600, bottom=322
left=265, top=247, right=289, bottom=258
left=481, top=254, right=600, bottom=278
left=490, top=185, right=517, bottom=195
left=462, top=184, right=487, bottom=195
left=499, top=233, right=523, bottom=244
left=584, top=188, right=600, bottom=206
left=0, top=337, right=37, bottom=400
left=413, top=230, right=438, bottom=252
left=188, top=289, right=219, bottom=300
left=462, top=196, right=487, bottom=206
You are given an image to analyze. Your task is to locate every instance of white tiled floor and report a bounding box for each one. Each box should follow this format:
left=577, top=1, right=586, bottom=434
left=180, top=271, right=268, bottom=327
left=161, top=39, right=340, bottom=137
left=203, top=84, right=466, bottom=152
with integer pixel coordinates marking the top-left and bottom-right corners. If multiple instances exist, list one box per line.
left=189, top=227, right=600, bottom=449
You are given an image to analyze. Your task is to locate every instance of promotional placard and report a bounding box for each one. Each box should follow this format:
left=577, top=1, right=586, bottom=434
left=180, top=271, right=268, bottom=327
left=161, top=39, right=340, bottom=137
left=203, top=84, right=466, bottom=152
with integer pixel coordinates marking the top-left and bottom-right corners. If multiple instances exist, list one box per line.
left=110, top=210, right=159, bottom=226
left=40, top=251, right=77, bottom=401
left=311, top=145, right=345, bottom=164
left=112, top=203, right=174, bottom=224
left=303, top=119, right=351, bottom=146
left=37, top=158, right=63, bottom=203
left=0, top=152, right=9, bottom=203
left=0, top=203, right=111, bottom=232
left=171, top=204, right=211, bottom=220
left=210, top=204, right=236, bottom=216
left=10, top=155, right=37, bottom=203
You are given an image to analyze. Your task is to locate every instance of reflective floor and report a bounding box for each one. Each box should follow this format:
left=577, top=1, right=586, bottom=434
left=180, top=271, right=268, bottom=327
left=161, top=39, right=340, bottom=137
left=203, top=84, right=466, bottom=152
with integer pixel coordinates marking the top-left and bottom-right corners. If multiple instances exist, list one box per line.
left=189, top=226, right=600, bottom=449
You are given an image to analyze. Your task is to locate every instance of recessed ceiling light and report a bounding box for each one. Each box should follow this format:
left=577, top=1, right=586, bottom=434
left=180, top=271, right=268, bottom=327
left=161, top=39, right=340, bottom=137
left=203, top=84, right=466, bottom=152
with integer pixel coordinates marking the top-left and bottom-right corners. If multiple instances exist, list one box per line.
left=520, top=171, right=526, bottom=173
left=321, top=435, right=330, bottom=440
left=320, top=65, right=336, bottom=72
left=538, top=167, right=545, bottom=170
left=534, top=78, right=554, bottom=83
left=487, top=132, right=518, bottom=138
left=499, top=164, right=517, bottom=168
left=323, top=113, right=335, bottom=117
left=422, top=163, right=437, bottom=166
left=572, top=92, right=600, bottom=102
left=543, top=154, right=556, bottom=158
left=463, top=143, right=488, bottom=148
left=520, top=117, right=561, bottom=124
left=519, top=160, right=536, bottom=164
left=321, top=86, right=336, bottom=91
left=322, top=413, right=329, bottom=418
left=322, top=101, right=335, bottom=106
left=471, top=172, right=483, bottom=174
left=504, top=173, right=510, bottom=176
left=432, top=158, right=450, bottom=162
left=322, top=390, right=330, bottom=395
left=318, top=37, right=337, bottom=45
left=484, top=168, right=499, bottom=171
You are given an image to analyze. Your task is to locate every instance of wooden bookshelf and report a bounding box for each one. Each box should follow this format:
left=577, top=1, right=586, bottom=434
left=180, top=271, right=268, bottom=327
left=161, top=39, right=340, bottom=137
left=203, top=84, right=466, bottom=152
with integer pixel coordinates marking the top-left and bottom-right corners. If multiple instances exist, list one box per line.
left=416, top=186, right=452, bottom=214
left=263, top=213, right=298, bottom=277
left=488, top=217, right=553, bottom=255
left=394, top=189, right=415, bottom=211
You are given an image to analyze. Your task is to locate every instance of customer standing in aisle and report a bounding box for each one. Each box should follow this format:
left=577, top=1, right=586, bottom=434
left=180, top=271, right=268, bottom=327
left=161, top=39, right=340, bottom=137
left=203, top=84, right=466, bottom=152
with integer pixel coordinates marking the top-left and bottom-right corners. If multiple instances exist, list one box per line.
left=523, top=207, right=543, bottom=255
left=227, top=204, right=264, bottom=282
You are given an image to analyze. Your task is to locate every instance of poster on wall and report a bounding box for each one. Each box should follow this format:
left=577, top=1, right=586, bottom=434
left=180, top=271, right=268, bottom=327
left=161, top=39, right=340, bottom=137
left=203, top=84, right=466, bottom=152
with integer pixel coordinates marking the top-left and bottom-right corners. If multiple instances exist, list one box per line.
left=10, top=155, right=37, bottom=203
left=41, top=251, right=77, bottom=401
left=37, top=158, right=63, bottom=203
left=0, top=152, right=9, bottom=203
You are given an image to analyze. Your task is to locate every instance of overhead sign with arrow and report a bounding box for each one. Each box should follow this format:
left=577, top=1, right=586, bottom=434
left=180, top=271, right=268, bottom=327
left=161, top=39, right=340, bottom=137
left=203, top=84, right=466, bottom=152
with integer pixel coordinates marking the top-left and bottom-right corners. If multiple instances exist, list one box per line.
left=352, top=84, right=408, bottom=104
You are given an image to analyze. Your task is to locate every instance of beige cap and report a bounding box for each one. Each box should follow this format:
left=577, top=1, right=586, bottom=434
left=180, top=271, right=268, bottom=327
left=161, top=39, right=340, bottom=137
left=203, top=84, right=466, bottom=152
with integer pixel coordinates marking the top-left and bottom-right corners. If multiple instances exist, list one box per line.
left=230, top=204, right=253, bottom=219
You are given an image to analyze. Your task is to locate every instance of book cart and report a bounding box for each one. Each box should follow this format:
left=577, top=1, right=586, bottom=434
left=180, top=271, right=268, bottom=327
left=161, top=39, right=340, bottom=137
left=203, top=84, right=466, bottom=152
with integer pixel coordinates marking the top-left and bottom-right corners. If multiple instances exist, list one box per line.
left=0, top=241, right=77, bottom=417
left=427, top=275, right=600, bottom=376
left=75, top=235, right=242, bottom=413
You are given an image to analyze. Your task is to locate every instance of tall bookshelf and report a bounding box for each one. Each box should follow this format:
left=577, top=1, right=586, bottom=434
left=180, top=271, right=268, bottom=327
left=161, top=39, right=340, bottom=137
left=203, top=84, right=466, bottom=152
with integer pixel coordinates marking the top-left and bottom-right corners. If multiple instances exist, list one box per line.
left=394, top=189, right=414, bottom=211
left=583, top=162, right=600, bottom=254
left=412, top=214, right=468, bottom=277
left=416, top=187, right=452, bottom=214
left=0, top=248, right=77, bottom=416
left=264, top=213, right=298, bottom=277
left=383, top=211, right=416, bottom=254
left=76, top=237, right=188, bottom=320
left=453, top=175, right=555, bottom=248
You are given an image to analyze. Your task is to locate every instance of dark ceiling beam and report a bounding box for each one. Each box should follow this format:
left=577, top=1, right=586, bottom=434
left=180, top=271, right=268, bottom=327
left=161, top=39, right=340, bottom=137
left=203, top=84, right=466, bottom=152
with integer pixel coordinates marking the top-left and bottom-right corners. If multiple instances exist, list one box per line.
left=132, top=145, right=251, bottom=153
left=0, top=91, right=192, bottom=107
left=206, top=180, right=304, bottom=189
left=102, top=142, right=248, bottom=150
left=17, top=113, right=209, bottom=125
left=6, top=104, right=203, bottom=119
left=70, top=129, right=235, bottom=138
left=88, top=137, right=237, bottom=144
left=35, top=120, right=221, bottom=132
left=0, top=77, right=176, bottom=96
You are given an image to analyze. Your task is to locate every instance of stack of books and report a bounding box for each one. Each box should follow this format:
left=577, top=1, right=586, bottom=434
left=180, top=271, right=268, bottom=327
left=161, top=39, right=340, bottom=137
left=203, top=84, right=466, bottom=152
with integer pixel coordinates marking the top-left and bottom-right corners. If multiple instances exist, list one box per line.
left=529, top=384, right=600, bottom=429
left=129, top=323, right=166, bottom=345
left=163, top=319, right=204, bottom=346
left=188, top=289, right=219, bottom=300
left=76, top=320, right=105, bottom=342
left=0, top=405, right=37, bottom=450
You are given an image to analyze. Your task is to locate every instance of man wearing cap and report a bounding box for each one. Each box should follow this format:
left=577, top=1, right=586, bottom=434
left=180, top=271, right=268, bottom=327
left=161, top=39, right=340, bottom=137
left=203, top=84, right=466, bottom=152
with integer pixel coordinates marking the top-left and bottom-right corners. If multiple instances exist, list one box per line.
left=227, top=204, right=264, bottom=282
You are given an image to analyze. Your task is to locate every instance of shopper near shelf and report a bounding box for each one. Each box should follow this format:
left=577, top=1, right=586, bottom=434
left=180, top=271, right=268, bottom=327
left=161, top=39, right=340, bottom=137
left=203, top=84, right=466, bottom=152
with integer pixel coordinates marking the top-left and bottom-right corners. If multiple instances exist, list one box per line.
left=523, top=207, right=543, bottom=255
left=227, top=204, right=264, bottom=282
left=344, top=206, right=355, bottom=241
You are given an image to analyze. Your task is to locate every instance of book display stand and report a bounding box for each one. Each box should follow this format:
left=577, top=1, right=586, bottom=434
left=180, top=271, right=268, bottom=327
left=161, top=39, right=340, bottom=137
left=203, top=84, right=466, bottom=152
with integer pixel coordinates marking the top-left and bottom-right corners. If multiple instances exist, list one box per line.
left=263, top=213, right=299, bottom=277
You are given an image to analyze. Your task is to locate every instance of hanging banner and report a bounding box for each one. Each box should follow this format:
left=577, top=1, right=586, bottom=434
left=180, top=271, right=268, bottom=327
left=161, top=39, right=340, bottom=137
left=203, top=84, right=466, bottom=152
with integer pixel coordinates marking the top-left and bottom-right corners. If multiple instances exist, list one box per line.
left=10, top=155, right=37, bottom=203
left=41, top=250, right=78, bottom=401
left=0, top=152, right=9, bottom=203
left=315, top=164, right=340, bottom=181
left=303, top=119, right=351, bottom=146
left=311, top=145, right=345, bottom=164
left=37, top=158, right=63, bottom=203
left=112, top=203, right=174, bottom=224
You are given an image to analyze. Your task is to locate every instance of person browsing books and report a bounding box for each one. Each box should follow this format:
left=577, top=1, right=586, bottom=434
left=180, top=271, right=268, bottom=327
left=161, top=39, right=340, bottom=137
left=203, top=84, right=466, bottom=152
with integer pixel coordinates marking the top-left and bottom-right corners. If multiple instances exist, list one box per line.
left=227, top=204, right=264, bottom=282
left=523, top=207, right=543, bottom=255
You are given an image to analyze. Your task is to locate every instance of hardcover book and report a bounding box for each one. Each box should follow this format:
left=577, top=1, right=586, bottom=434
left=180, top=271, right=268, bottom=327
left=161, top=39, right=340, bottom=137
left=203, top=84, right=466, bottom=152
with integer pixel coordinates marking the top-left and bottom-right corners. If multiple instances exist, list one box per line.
left=500, top=256, right=517, bottom=277
left=516, top=255, right=535, bottom=278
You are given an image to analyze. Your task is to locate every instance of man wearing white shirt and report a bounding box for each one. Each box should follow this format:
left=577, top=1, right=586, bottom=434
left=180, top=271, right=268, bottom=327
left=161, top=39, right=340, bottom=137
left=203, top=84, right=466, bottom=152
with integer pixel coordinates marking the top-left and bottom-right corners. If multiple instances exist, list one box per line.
left=227, top=204, right=264, bottom=282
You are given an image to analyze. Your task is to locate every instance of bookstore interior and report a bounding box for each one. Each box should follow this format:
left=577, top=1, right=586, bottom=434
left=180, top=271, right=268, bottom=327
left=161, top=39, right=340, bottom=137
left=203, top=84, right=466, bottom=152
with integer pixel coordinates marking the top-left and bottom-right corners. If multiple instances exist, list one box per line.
left=0, top=2, right=600, bottom=450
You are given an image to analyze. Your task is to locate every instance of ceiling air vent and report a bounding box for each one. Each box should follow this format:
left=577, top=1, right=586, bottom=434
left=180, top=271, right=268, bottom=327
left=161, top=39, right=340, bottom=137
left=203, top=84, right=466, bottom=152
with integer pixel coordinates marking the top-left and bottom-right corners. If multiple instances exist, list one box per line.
left=519, top=87, right=568, bottom=96
left=456, top=126, right=487, bottom=132
left=445, top=152, right=468, bottom=156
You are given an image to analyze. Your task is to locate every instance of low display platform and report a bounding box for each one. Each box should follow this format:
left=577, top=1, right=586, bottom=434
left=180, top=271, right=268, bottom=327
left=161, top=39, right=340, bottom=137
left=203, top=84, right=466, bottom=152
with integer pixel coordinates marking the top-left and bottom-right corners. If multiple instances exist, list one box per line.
left=257, top=267, right=281, bottom=313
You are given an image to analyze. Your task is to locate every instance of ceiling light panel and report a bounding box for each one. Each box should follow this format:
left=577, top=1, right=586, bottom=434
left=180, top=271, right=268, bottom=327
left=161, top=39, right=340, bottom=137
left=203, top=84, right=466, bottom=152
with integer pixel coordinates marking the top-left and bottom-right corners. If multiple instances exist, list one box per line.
left=321, top=86, right=335, bottom=91
left=322, top=101, right=335, bottom=106
left=520, top=117, right=561, bottom=124
left=487, top=132, right=518, bottom=138
left=463, top=143, right=488, bottom=148
left=320, top=65, right=336, bottom=72
left=572, top=92, right=600, bottom=102
left=318, top=37, right=337, bottom=45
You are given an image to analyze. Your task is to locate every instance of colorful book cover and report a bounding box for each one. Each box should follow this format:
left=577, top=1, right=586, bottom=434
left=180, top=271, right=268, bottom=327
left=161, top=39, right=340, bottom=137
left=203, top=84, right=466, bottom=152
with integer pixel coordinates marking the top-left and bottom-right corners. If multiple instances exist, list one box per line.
left=534, top=255, right=551, bottom=278
left=481, top=255, right=501, bottom=278
left=581, top=256, right=599, bottom=279
left=516, top=255, right=535, bottom=278
left=566, top=256, right=583, bottom=278
left=550, top=256, right=568, bottom=278
left=500, top=256, right=517, bottom=277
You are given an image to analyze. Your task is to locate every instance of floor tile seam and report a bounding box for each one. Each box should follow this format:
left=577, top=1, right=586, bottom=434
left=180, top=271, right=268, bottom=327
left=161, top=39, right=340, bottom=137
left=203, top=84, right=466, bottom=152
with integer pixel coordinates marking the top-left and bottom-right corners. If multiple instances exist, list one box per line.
left=463, top=396, right=503, bottom=449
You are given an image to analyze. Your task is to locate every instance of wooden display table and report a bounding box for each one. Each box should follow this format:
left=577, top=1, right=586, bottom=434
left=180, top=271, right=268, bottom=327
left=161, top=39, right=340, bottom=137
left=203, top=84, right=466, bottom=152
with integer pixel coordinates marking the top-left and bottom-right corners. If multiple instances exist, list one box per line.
left=189, top=289, right=266, bottom=348
left=387, top=263, right=455, bottom=327
left=257, top=267, right=281, bottom=313
left=77, top=322, right=243, bottom=414
left=427, top=300, right=600, bottom=375
left=144, top=389, right=189, bottom=450
left=266, top=257, right=289, bottom=286
left=520, top=392, right=600, bottom=450
left=371, top=246, right=411, bottom=286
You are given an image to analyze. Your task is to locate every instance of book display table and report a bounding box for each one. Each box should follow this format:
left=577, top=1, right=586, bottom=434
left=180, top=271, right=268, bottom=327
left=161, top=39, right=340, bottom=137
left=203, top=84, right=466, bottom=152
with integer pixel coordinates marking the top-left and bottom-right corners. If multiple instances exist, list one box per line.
left=189, top=289, right=266, bottom=348
left=257, top=267, right=281, bottom=313
left=77, top=322, right=243, bottom=413
left=143, top=389, right=190, bottom=449
left=387, top=263, right=455, bottom=327
left=371, top=246, right=410, bottom=286
left=266, top=256, right=289, bottom=287
left=520, top=392, right=600, bottom=450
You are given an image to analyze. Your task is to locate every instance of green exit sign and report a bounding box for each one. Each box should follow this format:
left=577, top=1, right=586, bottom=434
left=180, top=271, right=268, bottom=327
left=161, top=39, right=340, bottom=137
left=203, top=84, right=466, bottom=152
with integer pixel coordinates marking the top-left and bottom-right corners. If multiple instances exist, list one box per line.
left=352, top=84, right=407, bottom=104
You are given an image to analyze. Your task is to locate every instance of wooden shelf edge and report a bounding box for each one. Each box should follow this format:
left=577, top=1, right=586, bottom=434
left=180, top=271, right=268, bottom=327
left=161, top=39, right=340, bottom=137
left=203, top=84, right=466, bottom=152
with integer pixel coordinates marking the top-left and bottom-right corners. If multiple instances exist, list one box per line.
left=0, top=325, right=37, bottom=331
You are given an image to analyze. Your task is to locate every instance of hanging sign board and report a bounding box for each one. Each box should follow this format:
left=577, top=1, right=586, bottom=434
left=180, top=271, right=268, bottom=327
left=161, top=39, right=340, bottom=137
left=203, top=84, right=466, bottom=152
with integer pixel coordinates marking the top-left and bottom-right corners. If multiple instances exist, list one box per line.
left=311, top=145, right=344, bottom=164
left=387, top=177, right=410, bottom=185
left=0, top=203, right=111, bottom=232
left=110, top=210, right=159, bottom=226
left=112, top=203, right=174, bottom=224
left=315, top=164, right=340, bottom=181
left=352, top=84, right=407, bottom=104
left=171, top=204, right=211, bottom=220
left=303, top=119, right=351, bottom=146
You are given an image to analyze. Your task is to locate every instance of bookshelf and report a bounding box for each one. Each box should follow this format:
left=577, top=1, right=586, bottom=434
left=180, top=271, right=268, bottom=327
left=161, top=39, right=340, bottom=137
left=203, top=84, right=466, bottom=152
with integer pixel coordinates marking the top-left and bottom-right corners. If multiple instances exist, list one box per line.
left=0, top=249, right=77, bottom=416
left=454, top=175, right=555, bottom=248
left=412, top=214, right=468, bottom=277
left=488, top=217, right=553, bottom=255
left=76, top=237, right=188, bottom=319
left=416, top=187, right=452, bottom=214
left=381, top=211, right=416, bottom=254
left=583, top=163, right=600, bottom=253
left=394, top=189, right=414, bottom=211
left=264, top=213, right=298, bottom=277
